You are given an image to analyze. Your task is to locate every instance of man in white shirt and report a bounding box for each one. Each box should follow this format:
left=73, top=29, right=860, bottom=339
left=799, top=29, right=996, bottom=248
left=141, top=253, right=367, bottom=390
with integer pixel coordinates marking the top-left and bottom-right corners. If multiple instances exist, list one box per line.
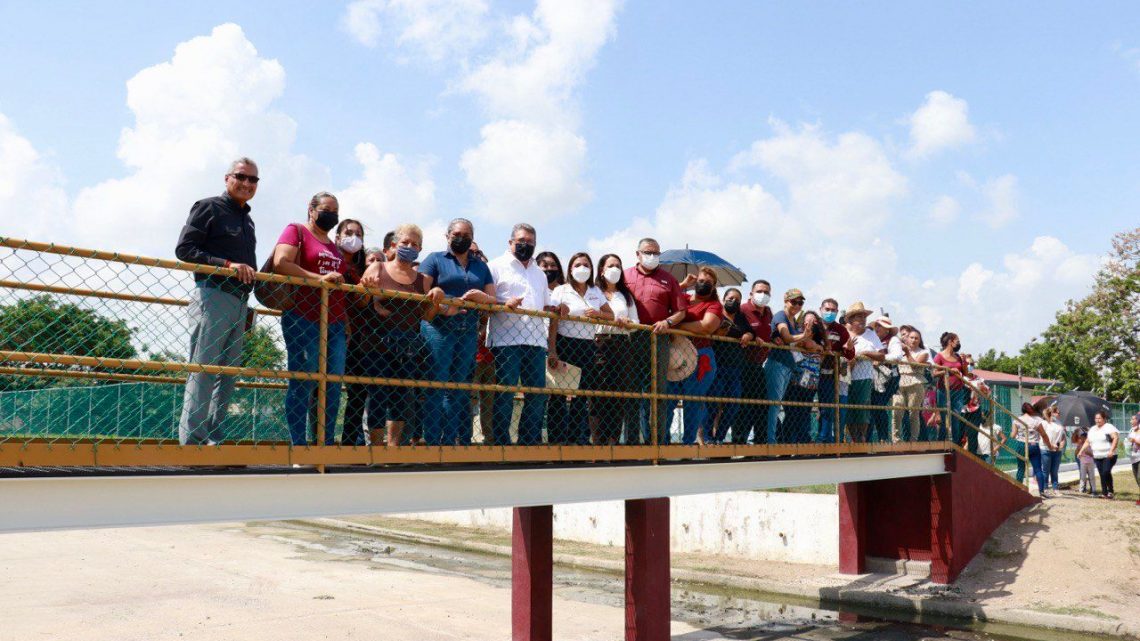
left=487, top=223, right=558, bottom=445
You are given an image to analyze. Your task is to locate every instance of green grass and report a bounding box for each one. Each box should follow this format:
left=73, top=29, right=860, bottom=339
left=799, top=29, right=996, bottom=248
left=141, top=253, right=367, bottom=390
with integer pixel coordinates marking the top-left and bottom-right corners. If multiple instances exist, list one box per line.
left=1027, top=603, right=1120, bottom=621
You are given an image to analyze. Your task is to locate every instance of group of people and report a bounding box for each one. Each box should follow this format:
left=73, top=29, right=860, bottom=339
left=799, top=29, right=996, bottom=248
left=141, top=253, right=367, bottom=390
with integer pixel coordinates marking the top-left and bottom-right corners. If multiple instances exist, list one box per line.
left=987, top=404, right=1140, bottom=503
left=169, top=157, right=1033, bottom=454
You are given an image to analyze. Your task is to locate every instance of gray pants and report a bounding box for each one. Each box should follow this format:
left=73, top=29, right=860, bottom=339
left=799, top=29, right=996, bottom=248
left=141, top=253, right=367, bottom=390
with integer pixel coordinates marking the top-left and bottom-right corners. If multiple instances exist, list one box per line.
left=179, top=286, right=247, bottom=445
left=1078, top=457, right=1096, bottom=492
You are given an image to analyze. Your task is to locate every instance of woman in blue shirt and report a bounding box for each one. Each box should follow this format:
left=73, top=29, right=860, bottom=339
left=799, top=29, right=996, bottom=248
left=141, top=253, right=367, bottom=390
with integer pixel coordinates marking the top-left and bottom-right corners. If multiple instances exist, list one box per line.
left=419, top=218, right=498, bottom=445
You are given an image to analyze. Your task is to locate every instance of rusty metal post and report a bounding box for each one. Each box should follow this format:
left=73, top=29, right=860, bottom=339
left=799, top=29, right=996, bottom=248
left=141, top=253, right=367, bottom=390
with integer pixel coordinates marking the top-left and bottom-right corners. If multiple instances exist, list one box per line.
left=833, top=358, right=841, bottom=447
left=942, top=371, right=952, bottom=446
left=649, top=332, right=659, bottom=461
left=316, top=286, right=329, bottom=466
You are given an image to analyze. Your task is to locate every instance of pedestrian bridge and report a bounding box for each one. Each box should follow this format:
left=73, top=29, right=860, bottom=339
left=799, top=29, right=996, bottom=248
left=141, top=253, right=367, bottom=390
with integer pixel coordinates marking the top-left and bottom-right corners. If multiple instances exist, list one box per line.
left=0, top=236, right=1038, bottom=639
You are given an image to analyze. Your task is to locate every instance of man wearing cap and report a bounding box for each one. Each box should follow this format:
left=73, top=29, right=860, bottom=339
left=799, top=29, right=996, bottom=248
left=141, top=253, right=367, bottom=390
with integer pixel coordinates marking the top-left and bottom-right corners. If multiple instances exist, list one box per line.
left=733, top=279, right=773, bottom=444
left=844, top=302, right=886, bottom=442
left=625, top=238, right=687, bottom=444
left=764, top=288, right=816, bottom=443
left=869, top=313, right=901, bottom=443
left=817, top=298, right=854, bottom=444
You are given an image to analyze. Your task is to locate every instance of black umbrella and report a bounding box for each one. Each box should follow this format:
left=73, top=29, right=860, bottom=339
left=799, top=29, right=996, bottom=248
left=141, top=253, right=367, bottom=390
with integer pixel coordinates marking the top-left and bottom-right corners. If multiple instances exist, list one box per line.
left=657, top=247, right=747, bottom=286
left=1053, top=391, right=1111, bottom=430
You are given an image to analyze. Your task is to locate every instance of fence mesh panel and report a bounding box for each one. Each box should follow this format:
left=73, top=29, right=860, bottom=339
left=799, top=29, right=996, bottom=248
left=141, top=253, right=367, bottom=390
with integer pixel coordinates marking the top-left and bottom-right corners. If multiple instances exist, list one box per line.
left=0, top=235, right=1039, bottom=472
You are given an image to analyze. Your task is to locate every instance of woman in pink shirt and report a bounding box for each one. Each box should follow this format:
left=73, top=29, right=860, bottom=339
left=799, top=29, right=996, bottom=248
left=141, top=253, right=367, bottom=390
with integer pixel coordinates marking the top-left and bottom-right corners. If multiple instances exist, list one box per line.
left=271, top=192, right=349, bottom=446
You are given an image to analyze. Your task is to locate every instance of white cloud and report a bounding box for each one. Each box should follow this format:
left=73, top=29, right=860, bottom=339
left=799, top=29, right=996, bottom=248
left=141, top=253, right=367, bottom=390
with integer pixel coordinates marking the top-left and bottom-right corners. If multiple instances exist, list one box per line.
left=979, top=173, right=1019, bottom=229
left=731, top=120, right=907, bottom=233
left=68, top=23, right=330, bottom=259
left=906, top=90, right=977, bottom=159
left=9, top=23, right=437, bottom=266
left=928, top=195, right=960, bottom=225
left=338, top=142, right=442, bottom=249
left=460, top=0, right=621, bottom=125
left=342, top=0, right=490, bottom=61
left=460, top=120, right=589, bottom=224
left=592, top=116, right=1093, bottom=353
left=0, top=113, right=68, bottom=241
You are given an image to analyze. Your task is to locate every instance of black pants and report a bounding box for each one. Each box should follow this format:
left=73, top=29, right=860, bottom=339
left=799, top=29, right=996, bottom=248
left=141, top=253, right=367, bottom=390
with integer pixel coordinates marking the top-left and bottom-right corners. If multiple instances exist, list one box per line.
left=341, top=348, right=370, bottom=446
left=1095, top=456, right=1117, bottom=495
left=594, top=334, right=637, bottom=444
left=732, top=361, right=768, bottom=444
left=549, top=335, right=596, bottom=445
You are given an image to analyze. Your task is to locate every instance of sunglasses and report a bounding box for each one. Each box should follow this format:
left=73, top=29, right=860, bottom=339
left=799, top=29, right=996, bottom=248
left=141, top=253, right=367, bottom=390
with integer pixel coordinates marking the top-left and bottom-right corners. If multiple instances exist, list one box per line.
left=789, top=299, right=805, bottom=305
left=229, top=172, right=260, bottom=184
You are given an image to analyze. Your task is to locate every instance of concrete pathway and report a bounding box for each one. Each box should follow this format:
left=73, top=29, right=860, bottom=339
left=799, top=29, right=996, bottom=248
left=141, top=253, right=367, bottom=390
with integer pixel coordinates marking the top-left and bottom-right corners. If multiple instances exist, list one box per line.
left=0, top=523, right=709, bottom=641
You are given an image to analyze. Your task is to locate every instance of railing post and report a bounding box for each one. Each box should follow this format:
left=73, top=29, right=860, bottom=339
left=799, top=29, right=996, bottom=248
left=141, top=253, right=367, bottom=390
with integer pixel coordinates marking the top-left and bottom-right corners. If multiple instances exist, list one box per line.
left=1023, top=418, right=1029, bottom=489
left=316, top=286, right=329, bottom=468
left=649, top=332, right=659, bottom=461
left=833, top=358, right=841, bottom=447
left=942, top=372, right=951, bottom=446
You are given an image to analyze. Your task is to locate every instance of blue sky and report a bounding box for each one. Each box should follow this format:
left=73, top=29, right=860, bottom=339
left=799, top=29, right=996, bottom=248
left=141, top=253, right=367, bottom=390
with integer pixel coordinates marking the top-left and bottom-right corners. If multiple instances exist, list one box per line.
left=2, top=1, right=1138, bottom=351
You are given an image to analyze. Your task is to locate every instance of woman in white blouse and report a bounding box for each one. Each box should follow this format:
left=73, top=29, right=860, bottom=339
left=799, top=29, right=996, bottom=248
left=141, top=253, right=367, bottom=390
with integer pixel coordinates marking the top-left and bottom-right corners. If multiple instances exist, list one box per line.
left=593, top=254, right=641, bottom=444
left=1078, top=410, right=1120, bottom=499
left=547, top=252, right=613, bottom=445
left=1012, top=402, right=1055, bottom=496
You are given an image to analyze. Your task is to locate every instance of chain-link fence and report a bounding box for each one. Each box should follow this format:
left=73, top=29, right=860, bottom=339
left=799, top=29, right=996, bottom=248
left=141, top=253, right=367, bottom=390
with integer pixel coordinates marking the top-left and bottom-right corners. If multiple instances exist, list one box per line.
left=0, top=235, right=1036, bottom=474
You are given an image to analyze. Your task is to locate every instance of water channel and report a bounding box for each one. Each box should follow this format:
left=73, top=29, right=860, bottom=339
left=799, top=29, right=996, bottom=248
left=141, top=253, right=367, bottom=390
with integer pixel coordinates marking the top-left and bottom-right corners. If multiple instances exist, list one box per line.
left=248, top=520, right=1118, bottom=641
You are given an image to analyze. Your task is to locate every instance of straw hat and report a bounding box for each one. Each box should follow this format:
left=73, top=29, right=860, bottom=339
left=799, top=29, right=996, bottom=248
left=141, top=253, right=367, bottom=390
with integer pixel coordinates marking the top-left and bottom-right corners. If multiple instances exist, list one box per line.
left=845, top=301, right=871, bottom=319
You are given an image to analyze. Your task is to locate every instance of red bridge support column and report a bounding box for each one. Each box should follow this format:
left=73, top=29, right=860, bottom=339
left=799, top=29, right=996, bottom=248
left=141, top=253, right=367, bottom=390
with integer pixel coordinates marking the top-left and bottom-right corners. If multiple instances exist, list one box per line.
left=837, top=482, right=866, bottom=574
left=512, top=505, right=552, bottom=641
left=625, top=497, right=670, bottom=641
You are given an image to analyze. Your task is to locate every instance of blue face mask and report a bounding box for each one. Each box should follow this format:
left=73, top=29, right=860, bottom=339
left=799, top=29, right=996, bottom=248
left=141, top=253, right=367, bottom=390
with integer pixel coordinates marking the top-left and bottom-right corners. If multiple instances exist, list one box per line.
left=821, top=311, right=838, bottom=324
left=396, top=246, right=420, bottom=263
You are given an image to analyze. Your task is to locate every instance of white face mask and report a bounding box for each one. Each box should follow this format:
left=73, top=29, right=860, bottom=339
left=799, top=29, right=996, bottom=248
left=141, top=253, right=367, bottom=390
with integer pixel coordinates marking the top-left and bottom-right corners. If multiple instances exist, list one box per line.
left=338, top=235, right=363, bottom=254
left=640, top=253, right=660, bottom=270
left=751, top=292, right=771, bottom=307
left=570, top=265, right=592, bottom=283
left=604, top=266, right=622, bottom=284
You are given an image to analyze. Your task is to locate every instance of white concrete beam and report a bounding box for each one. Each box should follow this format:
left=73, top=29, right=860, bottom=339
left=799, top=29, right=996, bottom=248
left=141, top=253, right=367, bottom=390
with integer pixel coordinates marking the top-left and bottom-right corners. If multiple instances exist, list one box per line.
left=0, top=454, right=947, bottom=533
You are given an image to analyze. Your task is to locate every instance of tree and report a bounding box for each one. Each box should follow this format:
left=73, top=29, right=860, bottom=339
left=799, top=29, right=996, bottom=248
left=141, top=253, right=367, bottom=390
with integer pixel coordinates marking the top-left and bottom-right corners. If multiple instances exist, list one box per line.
left=975, top=349, right=1022, bottom=375
left=241, top=325, right=285, bottom=371
left=992, top=228, right=1140, bottom=401
left=0, top=295, right=138, bottom=391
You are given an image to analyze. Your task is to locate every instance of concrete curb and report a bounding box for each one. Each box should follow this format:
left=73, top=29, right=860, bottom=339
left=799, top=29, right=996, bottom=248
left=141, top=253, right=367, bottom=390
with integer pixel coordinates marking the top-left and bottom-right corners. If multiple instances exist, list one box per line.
left=300, top=518, right=1135, bottom=640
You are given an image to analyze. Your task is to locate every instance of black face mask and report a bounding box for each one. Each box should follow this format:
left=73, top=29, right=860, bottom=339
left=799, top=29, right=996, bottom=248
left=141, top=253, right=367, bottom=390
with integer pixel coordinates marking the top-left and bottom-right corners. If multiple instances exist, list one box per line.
left=314, top=210, right=338, bottom=232
left=449, top=236, right=473, bottom=254
left=543, top=269, right=560, bottom=284
left=724, top=300, right=739, bottom=313
left=695, top=282, right=713, bottom=297
left=513, top=241, right=535, bottom=262
left=952, top=343, right=962, bottom=354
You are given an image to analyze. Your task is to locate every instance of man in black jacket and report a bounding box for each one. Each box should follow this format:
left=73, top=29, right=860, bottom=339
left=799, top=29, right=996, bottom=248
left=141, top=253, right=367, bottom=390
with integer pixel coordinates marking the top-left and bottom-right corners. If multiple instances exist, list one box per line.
left=174, top=157, right=259, bottom=445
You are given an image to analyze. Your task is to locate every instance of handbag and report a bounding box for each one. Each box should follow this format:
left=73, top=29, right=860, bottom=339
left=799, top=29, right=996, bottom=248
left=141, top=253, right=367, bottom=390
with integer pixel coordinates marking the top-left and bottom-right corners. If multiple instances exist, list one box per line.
left=666, top=334, right=698, bottom=382
left=546, top=360, right=582, bottom=391
left=794, top=354, right=821, bottom=390
left=253, top=223, right=302, bottom=311
left=872, top=362, right=899, bottom=394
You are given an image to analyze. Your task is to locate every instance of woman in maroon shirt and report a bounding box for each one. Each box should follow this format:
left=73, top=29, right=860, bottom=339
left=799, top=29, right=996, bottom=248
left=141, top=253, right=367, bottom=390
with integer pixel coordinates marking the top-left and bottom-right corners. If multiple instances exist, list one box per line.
left=933, top=331, right=970, bottom=444
left=668, top=267, right=723, bottom=445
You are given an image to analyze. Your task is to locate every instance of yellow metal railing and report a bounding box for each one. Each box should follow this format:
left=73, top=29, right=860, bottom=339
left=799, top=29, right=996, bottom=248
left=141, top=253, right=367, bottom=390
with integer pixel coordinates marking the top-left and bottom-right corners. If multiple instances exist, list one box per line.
left=0, top=235, right=1021, bottom=475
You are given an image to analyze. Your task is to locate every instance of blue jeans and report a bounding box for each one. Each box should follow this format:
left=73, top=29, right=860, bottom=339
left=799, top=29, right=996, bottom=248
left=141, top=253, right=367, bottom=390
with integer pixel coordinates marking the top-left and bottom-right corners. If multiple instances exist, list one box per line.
left=421, top=316, right=478, bottom=445
left=764, top=356, right=795, bottom=444
left=491, top=345, right=547, bottom=445
left=817, top=373, right=841, bottom=444
left=668, top=347, right=716, bottom=445
left=708, top=365, right=741, bottom=443
left=1042, top=449, right=1063, bottom=490
left=935, top=387, right=969, bottom=443
left=282, top=311, right=346, bottom=446
left=1012, top=439, right=1046, bottom=492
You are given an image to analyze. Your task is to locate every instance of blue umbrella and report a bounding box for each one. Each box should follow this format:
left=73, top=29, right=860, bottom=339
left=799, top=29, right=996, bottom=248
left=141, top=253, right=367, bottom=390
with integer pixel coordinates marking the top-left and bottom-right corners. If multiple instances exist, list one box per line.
left=658, top=247, right=747, bottom=286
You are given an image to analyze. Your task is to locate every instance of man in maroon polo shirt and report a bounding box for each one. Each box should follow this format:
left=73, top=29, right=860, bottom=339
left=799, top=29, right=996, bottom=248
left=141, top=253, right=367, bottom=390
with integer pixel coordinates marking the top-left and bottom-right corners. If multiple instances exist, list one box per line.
left=817, top=297, right=854, bottom=444
left=624, top=238, right=687, bottom=444
left=732, top=279, right=773, bottom=444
